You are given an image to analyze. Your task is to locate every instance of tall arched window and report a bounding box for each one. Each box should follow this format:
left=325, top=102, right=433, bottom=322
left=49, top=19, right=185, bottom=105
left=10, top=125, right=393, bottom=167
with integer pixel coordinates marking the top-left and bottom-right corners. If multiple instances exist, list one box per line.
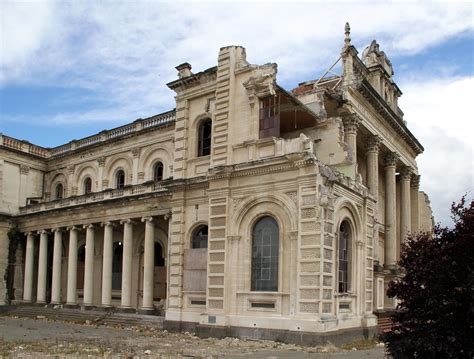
left=116, top=170, right=125, bottom=189
left=198, top=119, right=212, bottom=157
left=84, top=177, right=92, bottom=194
left=153, top=162, right=164, bottom=182
left=338, top=220, right=352, bottom=293
left=55, top=183, right=64, bottom=200
left=192, top=225, right=208, bottom=249
left=251, top=216, right=279, bottom=292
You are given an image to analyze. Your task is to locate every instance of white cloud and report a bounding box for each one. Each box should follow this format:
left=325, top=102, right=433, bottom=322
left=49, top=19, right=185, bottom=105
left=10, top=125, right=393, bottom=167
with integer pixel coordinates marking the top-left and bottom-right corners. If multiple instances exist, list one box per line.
left=400, top=77, right=474, bottom=226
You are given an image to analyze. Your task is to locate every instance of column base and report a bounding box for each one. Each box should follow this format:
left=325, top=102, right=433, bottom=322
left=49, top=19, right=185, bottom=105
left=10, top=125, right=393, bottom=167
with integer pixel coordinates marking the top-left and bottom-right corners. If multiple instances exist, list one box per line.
left=83, top=305, right=97, bottom=311
left=383, top=264, right=400, bottom=275
left=64, top=304, right=80, bottom=309
left=32, top=302, right=48, bottom=307
left=116, top=307, right=136, bottom=314
left=20, top=300, right=33, bottom=305
left=46, top=303, right=63, bottom=309
left=137, top=308, right=157, bottom=315
left=97, top=305, right=115, bottom=312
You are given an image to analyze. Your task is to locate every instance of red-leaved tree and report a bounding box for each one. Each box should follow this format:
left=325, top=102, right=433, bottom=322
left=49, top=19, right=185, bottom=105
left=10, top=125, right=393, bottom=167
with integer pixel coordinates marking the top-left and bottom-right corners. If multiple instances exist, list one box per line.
left=381, top=197, right=474, bottom=358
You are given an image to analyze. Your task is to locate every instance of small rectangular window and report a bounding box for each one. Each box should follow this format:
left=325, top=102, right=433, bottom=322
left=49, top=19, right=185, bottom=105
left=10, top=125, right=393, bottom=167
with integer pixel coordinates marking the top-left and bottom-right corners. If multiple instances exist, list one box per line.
left=251, top=302, right=275, bottom=309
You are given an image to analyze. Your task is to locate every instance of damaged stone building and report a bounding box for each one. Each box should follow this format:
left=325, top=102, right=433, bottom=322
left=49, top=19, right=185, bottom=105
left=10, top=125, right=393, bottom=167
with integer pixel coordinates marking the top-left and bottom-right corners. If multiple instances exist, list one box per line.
left=0, top=25, right=433, bottom=342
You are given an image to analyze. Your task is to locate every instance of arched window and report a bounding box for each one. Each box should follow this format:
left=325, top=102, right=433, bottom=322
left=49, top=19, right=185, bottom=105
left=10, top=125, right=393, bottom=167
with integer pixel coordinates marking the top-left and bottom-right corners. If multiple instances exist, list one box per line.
left=197, top=119, right=212, bottom=157
left=84, top=177, right=92, bottom=194
left=251, top=216, right=279, bottom=292
left=192, top=225, right=208, bottom=249
left=153, top=162, right=164, bottom=182
left=116, top=170, right=125, bottom=189
left=338, top=220, right=352, bottom=293
left=55, top=183, right=64, bottom=200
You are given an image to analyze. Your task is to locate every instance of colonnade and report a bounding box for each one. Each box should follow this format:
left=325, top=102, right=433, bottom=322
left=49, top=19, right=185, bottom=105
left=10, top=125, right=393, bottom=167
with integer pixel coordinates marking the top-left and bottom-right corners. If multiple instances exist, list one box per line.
left=343, top=115, right=419, bottom=269
left=365, top=134, right=419, bottom=268
left=22, top=217, right=158, bottom=311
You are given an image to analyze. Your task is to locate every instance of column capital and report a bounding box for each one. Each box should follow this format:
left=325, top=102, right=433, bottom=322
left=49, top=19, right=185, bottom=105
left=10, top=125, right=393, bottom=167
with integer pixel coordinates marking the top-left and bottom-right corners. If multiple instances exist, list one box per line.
left=411, top=174, right=421, bottom=188
left=120, top=218, right=136, bottom=225
left=132, top=147, right=141, bottom=158
left=52, top=227, right=65, bottom=233
left=342, top=113, right=361, bottom=134
left=67, top=225, right=80, bottom=231
left=384, top=152, right=399, bottom=168
left=141, top=216, right=154, bottom=223
left=83, top=224, right=95, bottom=230
left=164, top=211, right=172, bottom=221
left=37, top=229, right=49, bottom=235
left=400, top=166, right=413, bottom=181
left=20, top=165, right=30, bottom=175
left=102, top=221, right=117, bottom=228
left=25, top=231, right=36, bottom=237
left=366, top=134, right=382, bottom=153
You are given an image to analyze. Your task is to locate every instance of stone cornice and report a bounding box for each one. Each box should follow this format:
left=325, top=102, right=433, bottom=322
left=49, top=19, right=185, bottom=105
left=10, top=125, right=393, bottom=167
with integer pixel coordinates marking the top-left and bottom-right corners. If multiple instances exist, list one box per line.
left=0, top=110, right=176, bottom=160
left=208, top=153, right=317, bottom=181
left=167, top=66, right=218, bottom=91
left=356, top=79, right=423, bottom=155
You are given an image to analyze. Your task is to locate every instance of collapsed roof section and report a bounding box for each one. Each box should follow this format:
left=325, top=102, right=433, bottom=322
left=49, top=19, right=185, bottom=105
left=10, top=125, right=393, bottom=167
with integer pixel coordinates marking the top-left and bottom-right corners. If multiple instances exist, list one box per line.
left=258, top=85, right=321, bottom=139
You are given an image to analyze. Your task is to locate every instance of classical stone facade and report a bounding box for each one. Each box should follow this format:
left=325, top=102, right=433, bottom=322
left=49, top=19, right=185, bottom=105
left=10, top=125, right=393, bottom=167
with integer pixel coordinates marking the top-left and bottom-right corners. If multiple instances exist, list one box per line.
left=0, top=25, right=433, bottom=341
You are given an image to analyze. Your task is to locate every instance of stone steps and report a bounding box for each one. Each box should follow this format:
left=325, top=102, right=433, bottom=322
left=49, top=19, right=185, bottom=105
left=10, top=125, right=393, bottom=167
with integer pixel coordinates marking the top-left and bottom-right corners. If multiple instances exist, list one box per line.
left=1, top=306, right=164, bottom=329
left=377, top=317, right=393, bottom=333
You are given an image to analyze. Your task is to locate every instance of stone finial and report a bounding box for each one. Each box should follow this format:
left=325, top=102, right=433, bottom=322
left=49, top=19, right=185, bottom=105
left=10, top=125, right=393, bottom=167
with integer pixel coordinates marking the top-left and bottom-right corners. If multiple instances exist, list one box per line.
left=176, top=63, right=193, bottom=79
left=344, top=22, right=351, bottom=48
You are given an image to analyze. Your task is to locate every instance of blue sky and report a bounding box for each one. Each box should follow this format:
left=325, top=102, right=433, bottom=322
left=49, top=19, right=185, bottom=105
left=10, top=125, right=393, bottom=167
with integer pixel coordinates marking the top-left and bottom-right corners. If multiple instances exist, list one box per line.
left=0, top=1, right=473, bottom=226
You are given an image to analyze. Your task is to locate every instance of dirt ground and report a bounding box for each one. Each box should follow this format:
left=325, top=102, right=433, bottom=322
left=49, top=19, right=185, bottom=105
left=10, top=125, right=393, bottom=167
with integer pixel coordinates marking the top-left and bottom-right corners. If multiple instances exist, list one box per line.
left=0, top=316, right=386, bottom=358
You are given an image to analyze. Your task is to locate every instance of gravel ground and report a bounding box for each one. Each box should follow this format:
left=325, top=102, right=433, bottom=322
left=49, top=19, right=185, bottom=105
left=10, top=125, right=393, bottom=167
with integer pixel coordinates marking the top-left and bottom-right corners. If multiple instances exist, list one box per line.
left=0, top=316, right=387, bottom=358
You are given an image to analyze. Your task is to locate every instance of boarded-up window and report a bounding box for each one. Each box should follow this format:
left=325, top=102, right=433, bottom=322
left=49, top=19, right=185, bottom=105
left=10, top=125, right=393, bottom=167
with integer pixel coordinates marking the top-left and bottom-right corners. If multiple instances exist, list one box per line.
left=259, top=96, right=280, bottom=139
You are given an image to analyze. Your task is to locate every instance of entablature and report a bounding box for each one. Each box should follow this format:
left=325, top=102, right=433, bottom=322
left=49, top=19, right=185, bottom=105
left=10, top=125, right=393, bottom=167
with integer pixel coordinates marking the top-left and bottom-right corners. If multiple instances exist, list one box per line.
left=18, top=180, right=170, bottom=216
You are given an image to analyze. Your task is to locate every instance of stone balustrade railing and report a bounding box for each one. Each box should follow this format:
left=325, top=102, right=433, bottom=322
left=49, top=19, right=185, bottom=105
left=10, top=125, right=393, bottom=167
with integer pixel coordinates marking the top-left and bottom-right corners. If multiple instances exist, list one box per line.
left=0, top=110, right=176, bottom=159
left=19, top=181, right=168, bottom=215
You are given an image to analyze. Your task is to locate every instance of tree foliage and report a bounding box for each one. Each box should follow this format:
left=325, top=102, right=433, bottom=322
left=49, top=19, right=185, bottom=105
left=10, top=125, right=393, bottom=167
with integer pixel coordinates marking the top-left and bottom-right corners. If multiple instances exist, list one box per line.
left=381, top=197, right=474, bottom=358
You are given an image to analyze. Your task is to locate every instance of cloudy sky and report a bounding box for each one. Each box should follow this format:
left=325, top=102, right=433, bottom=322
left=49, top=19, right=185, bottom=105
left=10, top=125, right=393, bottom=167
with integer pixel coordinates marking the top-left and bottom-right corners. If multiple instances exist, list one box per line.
left=0, top=1, right=472, bottom=226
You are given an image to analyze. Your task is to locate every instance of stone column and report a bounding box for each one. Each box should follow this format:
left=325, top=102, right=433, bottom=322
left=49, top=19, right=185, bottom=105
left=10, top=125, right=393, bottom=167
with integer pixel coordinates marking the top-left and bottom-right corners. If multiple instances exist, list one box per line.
left=120, top=219, right=134, bottom=309
left=343, top=114, right=361, bottom=163
left=384, top=152, right=398, bottom=268
left=141, top=217, right=155, bottom=311
left=411, top=175, right=420, bottom=233
left=51, top=228, right=64, bottom=304
left=101, top=221, right=115, bottom=307
left=366, top=135, right=381, bottom=197
left=400, top=166, right=412, bottom=244
left=83, top=224, right=95, bottom=307
left=23, top=232, right=35, bottom=302
left=37, top=230, right=49, bottom=304
left=66, top=226, right=79, bottom=306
